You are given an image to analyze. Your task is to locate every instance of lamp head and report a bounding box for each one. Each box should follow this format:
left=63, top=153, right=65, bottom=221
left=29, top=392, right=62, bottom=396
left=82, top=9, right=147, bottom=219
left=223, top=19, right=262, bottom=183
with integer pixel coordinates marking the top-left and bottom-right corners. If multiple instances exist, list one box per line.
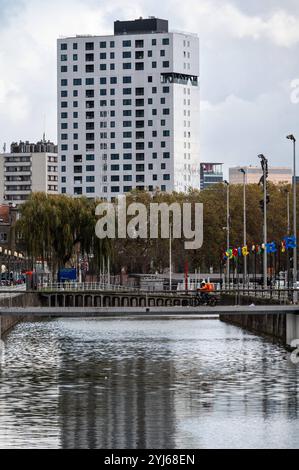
left=224, top=180, right=229, bottom=186
left=239, top=168, right=246, bottom=175
left=287, top=134, right=296, bottom=142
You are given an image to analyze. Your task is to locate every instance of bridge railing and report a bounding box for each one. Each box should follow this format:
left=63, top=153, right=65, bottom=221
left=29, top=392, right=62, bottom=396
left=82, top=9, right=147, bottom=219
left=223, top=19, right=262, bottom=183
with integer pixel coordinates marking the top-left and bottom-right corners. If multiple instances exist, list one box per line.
left=35, top=282, right=299, bottom=304
left=37, top=282, right=142, bottom=293
left=0, top=284, right=26, bottom=299
left=36, top=282, right=197, bottom=297
left=217, top=286, right=295, bottom=304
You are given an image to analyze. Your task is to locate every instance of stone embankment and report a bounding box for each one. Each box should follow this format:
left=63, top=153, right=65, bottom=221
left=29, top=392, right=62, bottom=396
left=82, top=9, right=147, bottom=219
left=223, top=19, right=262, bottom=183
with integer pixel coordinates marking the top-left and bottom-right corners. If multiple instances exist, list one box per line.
left=0, top=293, right=40, bottom=336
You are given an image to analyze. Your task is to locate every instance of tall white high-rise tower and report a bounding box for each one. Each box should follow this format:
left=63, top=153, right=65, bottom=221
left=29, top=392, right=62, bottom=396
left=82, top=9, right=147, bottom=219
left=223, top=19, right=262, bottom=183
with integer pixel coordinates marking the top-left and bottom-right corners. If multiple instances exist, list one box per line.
left=57, top=17, right=200, bottom=198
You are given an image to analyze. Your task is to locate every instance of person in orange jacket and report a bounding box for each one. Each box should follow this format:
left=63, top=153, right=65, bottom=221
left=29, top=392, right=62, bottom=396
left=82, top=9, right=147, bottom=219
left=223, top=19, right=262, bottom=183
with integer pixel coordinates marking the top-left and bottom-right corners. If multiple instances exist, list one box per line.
left=198, top=281, right=215, bottom=303
left=199, top=281, right=215, bottom=292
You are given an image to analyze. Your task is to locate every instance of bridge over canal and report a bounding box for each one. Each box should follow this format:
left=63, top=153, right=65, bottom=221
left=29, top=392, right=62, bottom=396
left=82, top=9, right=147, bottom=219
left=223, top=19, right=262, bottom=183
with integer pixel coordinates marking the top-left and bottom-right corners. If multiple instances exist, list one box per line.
left=0, top=284, right=299, bottom=348
left=0, top=304, right=298, bottom=348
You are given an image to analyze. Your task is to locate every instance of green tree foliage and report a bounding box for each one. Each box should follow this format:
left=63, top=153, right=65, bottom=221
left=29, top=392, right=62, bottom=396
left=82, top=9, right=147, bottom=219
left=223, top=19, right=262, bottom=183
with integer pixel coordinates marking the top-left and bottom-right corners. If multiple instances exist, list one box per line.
left=16, top=193, right=111, bottom=276
left=112, top=184, right=295, bottom=274
left=15, top=184, right=295, bottom=276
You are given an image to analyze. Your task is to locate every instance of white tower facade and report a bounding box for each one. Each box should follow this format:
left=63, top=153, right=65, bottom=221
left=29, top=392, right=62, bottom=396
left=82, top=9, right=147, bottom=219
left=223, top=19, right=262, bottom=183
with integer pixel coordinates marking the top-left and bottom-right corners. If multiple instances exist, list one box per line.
left=57, top=18, right=200, bottom=198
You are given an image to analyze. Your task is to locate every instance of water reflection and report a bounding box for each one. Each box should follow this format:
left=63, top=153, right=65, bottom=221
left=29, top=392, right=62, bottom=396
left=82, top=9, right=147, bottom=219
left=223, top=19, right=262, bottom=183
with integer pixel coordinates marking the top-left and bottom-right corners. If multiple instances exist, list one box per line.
left=0, top=318, right=298, bottom=449
left=58, top=321, right=177, bottom=449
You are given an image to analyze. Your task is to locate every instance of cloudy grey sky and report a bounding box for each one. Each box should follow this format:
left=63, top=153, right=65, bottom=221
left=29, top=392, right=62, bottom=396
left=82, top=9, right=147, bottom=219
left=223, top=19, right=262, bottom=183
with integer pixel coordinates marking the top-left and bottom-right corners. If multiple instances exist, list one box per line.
left=0, top=0, right=299, bottom=173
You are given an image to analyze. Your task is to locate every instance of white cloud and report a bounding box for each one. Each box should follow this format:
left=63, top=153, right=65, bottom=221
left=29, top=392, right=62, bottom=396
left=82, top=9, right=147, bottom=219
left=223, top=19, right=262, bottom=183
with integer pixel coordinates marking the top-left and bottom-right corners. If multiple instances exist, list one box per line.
left=173, top=0, right=299, bottom=47
left=200, top=88, right=299, bottom=173
left=265, top=11, right=299, bottom=47
left=0, top=0, right=148, bottom=144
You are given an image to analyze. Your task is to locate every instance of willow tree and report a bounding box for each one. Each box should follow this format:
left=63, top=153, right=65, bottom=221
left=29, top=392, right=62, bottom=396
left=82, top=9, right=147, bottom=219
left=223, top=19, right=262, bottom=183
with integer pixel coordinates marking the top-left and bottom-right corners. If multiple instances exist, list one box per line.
left=15, top=193, right=112, bottom=278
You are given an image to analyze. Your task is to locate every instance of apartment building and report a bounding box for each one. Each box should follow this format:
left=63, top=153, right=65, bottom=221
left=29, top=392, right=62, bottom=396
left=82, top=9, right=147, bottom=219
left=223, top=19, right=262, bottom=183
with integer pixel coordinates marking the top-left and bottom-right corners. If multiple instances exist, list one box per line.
left=229, top=166, right=292, bottom=185
left=0, top=140, right=59, bottom=204
left=200, top=163, right=223, bottom=190
left=57, top=17, right=200, bottom=198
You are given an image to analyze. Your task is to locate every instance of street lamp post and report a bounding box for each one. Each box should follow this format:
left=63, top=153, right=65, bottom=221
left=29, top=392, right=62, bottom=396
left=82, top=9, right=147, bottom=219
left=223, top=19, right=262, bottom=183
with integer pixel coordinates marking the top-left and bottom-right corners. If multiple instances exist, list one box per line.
left=286, top=189, right=291, bottom=235
left=258, top=154, right=268, bottom=291
left=287, top=134, right=297, bottom=302
left=285, top=188, right=291, bottom=290
left=239, top=169, right=247, bottom=287
left=169, top=223, right=172, bottom=292
left=224, top=181, right=230, bottom=290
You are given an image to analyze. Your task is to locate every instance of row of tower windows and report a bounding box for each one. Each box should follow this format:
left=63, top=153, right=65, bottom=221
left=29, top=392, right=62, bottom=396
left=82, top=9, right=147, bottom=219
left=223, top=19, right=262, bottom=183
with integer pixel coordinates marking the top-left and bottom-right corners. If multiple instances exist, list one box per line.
left=60, top=38, right=170, bottom=51
left=60, top=143, right=172, bottom=151
left=60, top=124, right=171, bottom=136
left=60, top=61, right=170, bottom=72
left=61, top=166, right=170, bottom=174
left=60, top=82, right=169, bottom=93
left=61, top=50, right=168, bottom=61
left=61, top=78, right=169, bottom=87
left=61, top=185, right=169, bottom=195
left=61, top=153, right=170, bottom=162
left=60, top=135, right=170, bottom=146
left=61, top=113, right=169, bottom=127
left=60, top=89, right=168, bottom=97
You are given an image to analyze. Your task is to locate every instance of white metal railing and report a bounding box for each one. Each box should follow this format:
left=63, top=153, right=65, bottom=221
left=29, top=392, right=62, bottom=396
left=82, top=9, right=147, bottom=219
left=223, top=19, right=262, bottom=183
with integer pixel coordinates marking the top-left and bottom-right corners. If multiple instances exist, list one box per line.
left=36, top=282, right=192, bottom=297
left=0, top=284, right=26, bottom=291
left=176, top=280, right=296, bottom=303
left=37, top=282, right=141, bottom=293
left=0, top=284, right=26, bottom=299
left=218, top=284, right=294, bottom=303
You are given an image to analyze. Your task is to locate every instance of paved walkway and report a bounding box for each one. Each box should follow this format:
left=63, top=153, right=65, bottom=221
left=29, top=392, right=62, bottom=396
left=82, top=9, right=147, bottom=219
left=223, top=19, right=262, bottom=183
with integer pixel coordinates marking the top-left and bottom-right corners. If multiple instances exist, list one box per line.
left=0, top=305, right=298, bottom=317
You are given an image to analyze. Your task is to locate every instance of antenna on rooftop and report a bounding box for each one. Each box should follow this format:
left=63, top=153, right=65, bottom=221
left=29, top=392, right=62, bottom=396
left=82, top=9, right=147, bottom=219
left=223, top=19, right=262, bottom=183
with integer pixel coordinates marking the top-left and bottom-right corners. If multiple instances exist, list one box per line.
left=43, top=113, right=46, bottom=142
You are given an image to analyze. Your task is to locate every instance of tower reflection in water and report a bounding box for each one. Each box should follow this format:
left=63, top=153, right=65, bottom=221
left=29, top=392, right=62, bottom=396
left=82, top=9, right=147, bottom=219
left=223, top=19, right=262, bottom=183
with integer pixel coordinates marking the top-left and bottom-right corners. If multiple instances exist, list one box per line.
left=0, top=319, right=298, bottom=449
left=58, top=320, right=177, bottom=449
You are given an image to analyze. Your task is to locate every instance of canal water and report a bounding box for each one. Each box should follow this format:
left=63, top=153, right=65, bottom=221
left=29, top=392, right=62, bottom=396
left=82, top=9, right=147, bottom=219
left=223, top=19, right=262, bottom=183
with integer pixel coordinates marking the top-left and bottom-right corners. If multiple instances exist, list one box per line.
left=0, top=318, right=298, bottom=449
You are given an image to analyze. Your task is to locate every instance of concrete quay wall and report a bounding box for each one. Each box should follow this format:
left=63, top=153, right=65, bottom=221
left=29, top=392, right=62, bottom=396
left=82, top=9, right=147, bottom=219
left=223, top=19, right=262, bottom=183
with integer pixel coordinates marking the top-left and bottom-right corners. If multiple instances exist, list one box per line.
left=286, top=315, right=299, bottom=347
left=0, top=293, right=41, bottom=336
left=220, top=313, right=287, bottom=344
left=219, top=294, right=292, bottom=345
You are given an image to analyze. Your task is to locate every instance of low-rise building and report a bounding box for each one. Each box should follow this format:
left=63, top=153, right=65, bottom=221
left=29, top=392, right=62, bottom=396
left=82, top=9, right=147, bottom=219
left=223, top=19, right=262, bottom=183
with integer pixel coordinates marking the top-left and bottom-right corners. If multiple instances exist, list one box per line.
left=0, top=204, right=18, bottom=249
left=0, top=204, right=27, bottom=283
left=229, top=166, right=292, bottom=185
left=0, top=140, right=58, bottom=204
left=200, top=163, right=223, bottom=190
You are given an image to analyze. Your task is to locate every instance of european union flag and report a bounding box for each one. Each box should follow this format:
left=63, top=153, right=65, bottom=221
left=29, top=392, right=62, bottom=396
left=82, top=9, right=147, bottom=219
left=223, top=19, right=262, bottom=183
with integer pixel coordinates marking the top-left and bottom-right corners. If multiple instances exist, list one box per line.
left=284, top=236, right=297, bottom=250
left=266, top=242, right=277, bottom=254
